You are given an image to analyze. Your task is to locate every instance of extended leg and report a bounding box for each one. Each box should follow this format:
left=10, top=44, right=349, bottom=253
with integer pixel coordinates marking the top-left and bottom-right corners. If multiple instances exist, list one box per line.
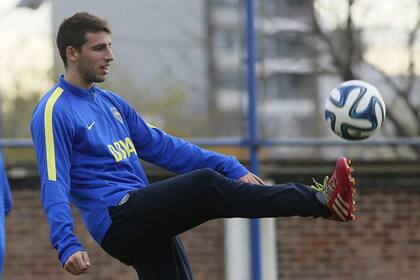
left=102, top=168, right=330, bottom=262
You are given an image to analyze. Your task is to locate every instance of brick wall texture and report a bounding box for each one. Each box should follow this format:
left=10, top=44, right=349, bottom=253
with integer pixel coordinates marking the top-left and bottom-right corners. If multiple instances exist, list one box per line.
left=4, top=185, right=420, bottom=280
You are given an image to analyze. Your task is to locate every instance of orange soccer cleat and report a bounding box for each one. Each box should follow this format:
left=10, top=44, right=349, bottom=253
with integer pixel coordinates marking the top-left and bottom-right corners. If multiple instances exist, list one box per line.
left=311, top=156, right=356, bottom=222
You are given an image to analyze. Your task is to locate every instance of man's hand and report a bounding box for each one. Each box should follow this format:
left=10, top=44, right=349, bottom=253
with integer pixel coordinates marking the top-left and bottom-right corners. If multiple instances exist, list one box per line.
left=239, top=172, right=265, bottom=185
left=64, top=251, right=90, bottom=275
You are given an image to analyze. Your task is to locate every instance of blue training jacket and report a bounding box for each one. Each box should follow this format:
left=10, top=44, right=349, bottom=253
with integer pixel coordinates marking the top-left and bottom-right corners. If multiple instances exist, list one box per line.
left=31, top=75, right=249, bottom=266
left=0, top=153, right=12, bottom=279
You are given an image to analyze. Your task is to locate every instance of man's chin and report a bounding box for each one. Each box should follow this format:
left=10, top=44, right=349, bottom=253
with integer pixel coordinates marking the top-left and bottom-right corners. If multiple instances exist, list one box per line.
left=93, top=76, right=107, bottom=83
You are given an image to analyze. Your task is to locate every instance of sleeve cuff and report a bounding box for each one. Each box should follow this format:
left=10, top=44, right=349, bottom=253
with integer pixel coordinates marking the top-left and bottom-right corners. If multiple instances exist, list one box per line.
left=59, top=245, right=84, bottom=266
left=228, top=165, right=249, bottom=180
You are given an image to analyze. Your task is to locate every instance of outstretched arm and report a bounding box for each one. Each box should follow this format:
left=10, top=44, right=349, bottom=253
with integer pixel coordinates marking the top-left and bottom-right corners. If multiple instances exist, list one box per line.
left=110, top=93, right=250, bottom=179
left=137, top=125, right=250, bottom=179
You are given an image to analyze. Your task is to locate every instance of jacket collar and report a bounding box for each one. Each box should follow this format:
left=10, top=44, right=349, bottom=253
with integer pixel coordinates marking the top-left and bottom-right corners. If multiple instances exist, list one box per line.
left=58, top=75, right=97, bottom=98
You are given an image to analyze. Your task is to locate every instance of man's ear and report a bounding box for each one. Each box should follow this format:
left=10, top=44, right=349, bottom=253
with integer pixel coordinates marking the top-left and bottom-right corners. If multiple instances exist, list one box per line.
left=66, top=46, right=79, bottom=63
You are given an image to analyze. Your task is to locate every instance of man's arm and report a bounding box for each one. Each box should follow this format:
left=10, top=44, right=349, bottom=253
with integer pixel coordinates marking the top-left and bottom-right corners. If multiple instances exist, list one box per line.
left=31, top=92, right=87, bottom=274
left=109, top=93, right=266, bottom=183
left=108, top=94, right=247, bottom=178
left=137, top=125, right=249, bottom=179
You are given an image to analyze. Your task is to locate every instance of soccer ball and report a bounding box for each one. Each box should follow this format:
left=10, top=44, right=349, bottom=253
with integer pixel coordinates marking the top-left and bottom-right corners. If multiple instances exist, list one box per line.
left=324, top=80, right=386, bottom=140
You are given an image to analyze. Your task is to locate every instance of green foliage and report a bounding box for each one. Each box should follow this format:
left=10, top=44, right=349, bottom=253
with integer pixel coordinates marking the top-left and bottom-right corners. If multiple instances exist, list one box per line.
left=2, top=94, right=41, bottom=138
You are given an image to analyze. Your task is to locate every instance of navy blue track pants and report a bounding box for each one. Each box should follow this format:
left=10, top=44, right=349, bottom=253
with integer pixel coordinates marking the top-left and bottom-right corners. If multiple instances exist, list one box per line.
left=101, top=168, right=330, bottom=280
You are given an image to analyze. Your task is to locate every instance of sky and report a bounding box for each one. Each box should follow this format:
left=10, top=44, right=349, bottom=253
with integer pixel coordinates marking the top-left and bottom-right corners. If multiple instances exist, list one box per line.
left=0, top=0, right=52, bottom=98
left=316, top=0, right=418, bottom=31
left=316, top=0, right=420, bottom=75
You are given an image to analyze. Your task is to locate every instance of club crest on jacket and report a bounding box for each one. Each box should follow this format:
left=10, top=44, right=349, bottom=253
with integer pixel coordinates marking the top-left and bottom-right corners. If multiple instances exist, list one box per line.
left=110, top=107, right=123, bottom=124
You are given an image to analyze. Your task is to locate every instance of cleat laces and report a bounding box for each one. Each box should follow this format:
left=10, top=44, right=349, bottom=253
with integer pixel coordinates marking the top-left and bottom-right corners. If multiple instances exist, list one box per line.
left=311, top=176, right=333, bottom=203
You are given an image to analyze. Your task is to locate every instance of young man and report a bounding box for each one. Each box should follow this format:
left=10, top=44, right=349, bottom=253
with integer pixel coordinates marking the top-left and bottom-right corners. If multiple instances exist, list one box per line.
left=31, top=12, right=357, bottom=279
left=0, top=153, right=12, bottom=279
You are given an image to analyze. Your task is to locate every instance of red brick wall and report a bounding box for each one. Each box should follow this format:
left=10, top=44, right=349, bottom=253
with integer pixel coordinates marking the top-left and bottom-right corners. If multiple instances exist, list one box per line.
left=4, top=185, right=420, bottom=280
left=3, top=189, right=224, bottom=280
left=277, top=187, right=420, bottom=280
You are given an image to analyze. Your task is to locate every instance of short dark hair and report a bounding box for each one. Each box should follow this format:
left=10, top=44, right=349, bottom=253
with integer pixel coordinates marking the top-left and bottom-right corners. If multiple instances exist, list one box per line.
left=56, top=12, right=111, bottom=67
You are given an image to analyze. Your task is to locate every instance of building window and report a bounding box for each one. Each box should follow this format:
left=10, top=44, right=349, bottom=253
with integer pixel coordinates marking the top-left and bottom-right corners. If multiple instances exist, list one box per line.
left=260, top=34, right=315, bottom=59
left=264, top=74, right=317, bottom=100
left=214, top=0, right=239, bottom=8
left=214, top=30, right=240, bottom=51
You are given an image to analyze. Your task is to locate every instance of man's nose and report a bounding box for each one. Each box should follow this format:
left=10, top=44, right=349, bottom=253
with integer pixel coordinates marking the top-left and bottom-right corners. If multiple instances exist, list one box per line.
left=105, top=47, right=114, bottom=61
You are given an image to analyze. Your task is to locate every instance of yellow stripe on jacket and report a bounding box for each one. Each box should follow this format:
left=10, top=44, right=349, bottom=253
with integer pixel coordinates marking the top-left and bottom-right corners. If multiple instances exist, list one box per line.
left=44, top=87, right=64, bottom=181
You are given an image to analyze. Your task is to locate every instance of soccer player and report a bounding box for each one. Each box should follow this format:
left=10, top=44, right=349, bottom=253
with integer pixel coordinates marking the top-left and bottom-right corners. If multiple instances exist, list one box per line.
left=31, top=12, right=357, bottom=279
left=0, top=153, right=12, bottom=279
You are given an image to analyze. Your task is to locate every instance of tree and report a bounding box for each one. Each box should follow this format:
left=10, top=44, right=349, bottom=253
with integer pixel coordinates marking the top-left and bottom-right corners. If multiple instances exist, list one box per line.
left=311, top=0, right=420, bottom=147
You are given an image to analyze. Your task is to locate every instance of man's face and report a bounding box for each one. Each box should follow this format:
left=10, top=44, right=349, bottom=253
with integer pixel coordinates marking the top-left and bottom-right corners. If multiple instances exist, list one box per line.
left=75, top=31, right=114, bottom=84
